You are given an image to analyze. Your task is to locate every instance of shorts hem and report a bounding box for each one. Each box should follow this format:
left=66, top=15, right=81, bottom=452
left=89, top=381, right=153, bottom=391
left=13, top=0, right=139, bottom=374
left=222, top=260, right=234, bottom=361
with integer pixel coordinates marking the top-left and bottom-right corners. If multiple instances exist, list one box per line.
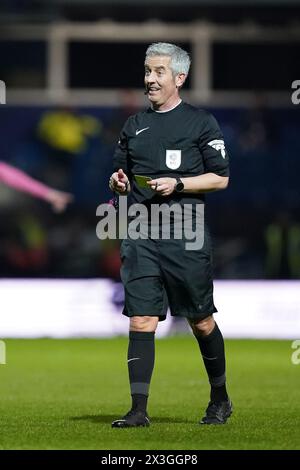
left=170, top=307, right=217, bottom=320
left=122, top=309, right=167, bottom=322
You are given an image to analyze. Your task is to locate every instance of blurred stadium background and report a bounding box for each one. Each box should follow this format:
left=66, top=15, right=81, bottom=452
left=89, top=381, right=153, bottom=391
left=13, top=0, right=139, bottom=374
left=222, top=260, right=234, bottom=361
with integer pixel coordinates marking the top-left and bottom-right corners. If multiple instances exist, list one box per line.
left=0, top=0, right=300, bottom=450
left=0, top=0, right=299, bottom=338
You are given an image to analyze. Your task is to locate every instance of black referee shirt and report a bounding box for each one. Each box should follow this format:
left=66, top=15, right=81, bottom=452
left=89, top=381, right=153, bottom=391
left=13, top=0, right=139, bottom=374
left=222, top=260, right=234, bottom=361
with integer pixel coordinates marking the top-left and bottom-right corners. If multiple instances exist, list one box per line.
left=113, top=101, right=229, bottom=208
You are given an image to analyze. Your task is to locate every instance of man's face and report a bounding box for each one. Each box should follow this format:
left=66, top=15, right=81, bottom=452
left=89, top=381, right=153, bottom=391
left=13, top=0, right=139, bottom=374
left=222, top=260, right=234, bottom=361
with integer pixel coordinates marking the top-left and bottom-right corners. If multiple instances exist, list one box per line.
left=144, top=55, right=183, bottom=109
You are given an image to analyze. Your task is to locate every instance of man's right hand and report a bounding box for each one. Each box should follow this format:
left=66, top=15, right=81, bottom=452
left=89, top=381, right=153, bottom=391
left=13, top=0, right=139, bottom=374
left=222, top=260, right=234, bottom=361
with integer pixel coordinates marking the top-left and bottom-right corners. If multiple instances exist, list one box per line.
left=109, top=168, right=130, bottom=193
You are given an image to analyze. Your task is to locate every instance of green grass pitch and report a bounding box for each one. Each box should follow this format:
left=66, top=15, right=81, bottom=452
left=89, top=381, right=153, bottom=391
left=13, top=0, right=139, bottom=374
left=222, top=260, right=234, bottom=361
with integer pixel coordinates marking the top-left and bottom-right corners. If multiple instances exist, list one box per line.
left=0, top=337, right=299, bottom=450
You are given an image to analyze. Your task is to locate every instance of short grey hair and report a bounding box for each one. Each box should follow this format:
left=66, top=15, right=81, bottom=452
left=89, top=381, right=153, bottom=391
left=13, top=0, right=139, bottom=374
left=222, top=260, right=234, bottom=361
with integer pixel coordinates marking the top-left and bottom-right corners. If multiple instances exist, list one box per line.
left=145, top=42, right=191, bottom=77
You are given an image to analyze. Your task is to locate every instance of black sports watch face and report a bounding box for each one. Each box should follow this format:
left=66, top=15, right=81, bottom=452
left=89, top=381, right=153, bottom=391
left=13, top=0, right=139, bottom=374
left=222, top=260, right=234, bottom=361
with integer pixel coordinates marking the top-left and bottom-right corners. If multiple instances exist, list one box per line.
left=175, top=178, right=184, bottom=192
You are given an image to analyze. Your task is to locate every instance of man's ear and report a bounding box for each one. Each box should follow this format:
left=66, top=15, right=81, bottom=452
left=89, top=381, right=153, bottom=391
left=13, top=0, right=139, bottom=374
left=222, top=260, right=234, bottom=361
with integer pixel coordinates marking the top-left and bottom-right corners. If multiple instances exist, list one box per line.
left=176, top=73, right=187, bottom=88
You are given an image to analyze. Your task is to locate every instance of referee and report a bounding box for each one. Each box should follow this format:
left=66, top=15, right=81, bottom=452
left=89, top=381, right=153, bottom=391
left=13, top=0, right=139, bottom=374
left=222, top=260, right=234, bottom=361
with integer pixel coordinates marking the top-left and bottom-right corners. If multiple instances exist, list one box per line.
left=109, top=43, right=232, bottom=427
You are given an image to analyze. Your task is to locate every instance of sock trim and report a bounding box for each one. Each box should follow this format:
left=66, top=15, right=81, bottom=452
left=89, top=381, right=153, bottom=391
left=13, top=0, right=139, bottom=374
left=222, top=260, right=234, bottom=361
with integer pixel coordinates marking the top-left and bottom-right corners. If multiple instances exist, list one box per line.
left=130, top=382, right=150, bottom=395
left=209, top=373, right=226, bottom=387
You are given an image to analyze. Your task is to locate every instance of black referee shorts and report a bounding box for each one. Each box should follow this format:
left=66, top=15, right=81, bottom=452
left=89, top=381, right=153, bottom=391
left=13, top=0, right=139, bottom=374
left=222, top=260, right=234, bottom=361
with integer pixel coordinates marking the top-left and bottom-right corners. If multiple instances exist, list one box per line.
left=120, top=231, right=217, bottom=321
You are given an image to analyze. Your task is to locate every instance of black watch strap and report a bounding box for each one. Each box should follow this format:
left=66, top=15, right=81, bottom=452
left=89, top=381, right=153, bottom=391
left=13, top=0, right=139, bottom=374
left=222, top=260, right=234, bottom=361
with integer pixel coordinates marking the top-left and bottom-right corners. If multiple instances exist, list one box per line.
left=175, top=177, right=184, bottom=192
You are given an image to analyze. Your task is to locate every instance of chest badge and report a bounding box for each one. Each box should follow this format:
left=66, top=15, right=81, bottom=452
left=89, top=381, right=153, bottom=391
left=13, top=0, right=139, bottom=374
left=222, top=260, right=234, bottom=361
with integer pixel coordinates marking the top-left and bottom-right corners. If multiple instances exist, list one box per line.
left=166, top=149, right=181, bottom=170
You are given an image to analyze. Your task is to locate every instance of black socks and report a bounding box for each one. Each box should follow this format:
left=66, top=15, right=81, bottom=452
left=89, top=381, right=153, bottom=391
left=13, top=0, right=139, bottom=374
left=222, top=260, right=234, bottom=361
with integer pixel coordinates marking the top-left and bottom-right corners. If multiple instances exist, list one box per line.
left=128, top=331, right=155, bottom=412
left=193, top=323, right=228, bottom=403
left=127, top=325, right=228, bottom=414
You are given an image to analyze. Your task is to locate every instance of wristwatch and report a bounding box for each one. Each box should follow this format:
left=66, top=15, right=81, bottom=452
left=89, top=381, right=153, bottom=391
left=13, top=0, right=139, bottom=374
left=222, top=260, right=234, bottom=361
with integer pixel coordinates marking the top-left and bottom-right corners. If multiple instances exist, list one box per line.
left=174, top=177, right=184, bottom=192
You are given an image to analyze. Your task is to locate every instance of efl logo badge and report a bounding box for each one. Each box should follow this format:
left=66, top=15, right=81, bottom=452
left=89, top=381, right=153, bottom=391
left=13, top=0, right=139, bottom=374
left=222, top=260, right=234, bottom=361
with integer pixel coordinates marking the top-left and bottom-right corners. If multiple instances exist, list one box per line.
left=0, top=80, right=6, bottom=104
left=166, top=149, right=181, bottom=170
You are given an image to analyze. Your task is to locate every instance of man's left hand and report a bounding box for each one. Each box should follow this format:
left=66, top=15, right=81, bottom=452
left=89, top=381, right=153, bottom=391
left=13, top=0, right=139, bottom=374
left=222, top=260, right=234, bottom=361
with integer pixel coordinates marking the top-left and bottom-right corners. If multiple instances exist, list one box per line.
left=147, top=177, right=177, bottom=196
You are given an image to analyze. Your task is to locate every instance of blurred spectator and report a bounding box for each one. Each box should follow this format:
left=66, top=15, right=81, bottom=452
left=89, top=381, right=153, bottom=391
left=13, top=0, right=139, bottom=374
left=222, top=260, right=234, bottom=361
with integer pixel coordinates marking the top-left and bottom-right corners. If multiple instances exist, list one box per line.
left=99, top=239, right=121, bottom=281
left=36, top=108, right=111, bottom=207
left=3, top=211, right=49, bottom=276
left=37, top=109, right=101, bottom=155
left=265, top=212, right=300, bottom=279
left=0, top=160, right=73, bottom=212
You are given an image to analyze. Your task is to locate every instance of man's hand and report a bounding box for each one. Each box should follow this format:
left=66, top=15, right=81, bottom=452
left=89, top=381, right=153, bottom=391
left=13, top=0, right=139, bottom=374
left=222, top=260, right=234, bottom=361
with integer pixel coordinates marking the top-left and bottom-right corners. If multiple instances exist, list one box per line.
left=47, top=189, right=73, bottom=213
left=109, top=168, right=130, bottom=194
left=147, top=177, right=177, bottom=196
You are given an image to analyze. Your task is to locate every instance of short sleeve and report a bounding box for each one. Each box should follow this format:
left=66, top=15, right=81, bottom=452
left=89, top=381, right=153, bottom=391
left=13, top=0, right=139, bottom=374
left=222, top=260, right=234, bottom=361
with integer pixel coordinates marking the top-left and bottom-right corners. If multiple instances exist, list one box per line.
left=112, top=119, right=130, bottom=174
left=198, top=112, right=229, bottom=177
